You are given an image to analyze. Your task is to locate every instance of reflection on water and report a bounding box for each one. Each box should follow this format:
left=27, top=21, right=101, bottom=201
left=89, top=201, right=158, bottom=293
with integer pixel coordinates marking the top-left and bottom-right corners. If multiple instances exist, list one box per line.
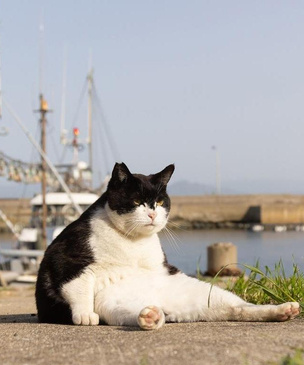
left=160, top=229, right=304, bottom=275
left=1, top=230, right=304, bottom=276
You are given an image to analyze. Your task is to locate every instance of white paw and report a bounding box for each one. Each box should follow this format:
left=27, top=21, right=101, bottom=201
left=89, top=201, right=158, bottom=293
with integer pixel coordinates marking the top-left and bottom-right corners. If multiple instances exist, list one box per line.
left=275, top=302, right=300, bottom=321
left=72, top=312, right=100, bottom=326
left=137, top=306, right=165, bottom=330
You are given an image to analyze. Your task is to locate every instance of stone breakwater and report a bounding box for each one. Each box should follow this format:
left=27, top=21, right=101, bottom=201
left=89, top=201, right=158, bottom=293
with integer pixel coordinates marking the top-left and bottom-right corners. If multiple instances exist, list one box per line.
left=170, top=194, right=304, bottom=229
left=1, top=194, right=304, bottom=232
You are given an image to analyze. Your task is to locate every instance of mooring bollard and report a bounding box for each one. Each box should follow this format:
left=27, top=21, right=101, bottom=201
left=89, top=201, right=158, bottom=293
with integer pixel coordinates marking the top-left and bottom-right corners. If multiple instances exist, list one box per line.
left=206, top=242, right=242, bottom=276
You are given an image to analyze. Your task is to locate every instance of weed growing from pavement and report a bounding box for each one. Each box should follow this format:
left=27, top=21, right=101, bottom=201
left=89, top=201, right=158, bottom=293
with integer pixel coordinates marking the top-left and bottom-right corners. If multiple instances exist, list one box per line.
left=228, top=261, right=304, bottom=312
left=201, top=260, right=304, bottom=313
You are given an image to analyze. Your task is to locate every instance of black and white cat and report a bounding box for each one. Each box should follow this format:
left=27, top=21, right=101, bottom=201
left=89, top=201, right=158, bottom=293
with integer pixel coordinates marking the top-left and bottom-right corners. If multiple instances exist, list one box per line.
left=35, top=163, right=300, bottom=329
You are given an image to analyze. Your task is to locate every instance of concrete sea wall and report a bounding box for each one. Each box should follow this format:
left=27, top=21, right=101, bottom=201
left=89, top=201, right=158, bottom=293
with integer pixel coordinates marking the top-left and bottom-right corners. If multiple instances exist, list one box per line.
left=170, top=194, right=304, bottom=227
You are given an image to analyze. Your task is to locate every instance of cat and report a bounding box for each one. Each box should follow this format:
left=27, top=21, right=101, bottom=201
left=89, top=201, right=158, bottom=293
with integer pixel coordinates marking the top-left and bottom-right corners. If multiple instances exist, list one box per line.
left=35, top=163, right=300, bottom=329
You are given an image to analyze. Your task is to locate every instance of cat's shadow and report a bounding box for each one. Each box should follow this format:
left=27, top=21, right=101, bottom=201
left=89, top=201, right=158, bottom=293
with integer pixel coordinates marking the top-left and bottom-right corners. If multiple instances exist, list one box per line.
left=0, top=315, right=144, bottom=331
left=116, top=326, right=143, bottom=332
left=0, top=313, right=38, bottom=324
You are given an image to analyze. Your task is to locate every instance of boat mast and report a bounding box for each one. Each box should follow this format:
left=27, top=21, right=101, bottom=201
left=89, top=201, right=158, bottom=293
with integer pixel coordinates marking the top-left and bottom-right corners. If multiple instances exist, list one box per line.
left=38, top=94, right=49, bottom=249
left=36, top=16, right=48, bottom=249
left=87, top=67, right=93, bottom=188
left=4, top=98, right=83, bottom=215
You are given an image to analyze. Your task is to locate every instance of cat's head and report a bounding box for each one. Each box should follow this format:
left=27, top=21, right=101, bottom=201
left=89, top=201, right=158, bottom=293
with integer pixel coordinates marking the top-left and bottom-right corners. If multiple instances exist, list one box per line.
left=105, top=163, right=175, bottom=237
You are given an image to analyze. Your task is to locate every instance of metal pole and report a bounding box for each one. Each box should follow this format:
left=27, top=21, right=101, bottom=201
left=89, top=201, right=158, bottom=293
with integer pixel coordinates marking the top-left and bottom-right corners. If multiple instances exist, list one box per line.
left=212, top=146, right=221, bottom=195
left=40, top=94, right=48, bottom=249
left=87, top=69, right=93, bottom=187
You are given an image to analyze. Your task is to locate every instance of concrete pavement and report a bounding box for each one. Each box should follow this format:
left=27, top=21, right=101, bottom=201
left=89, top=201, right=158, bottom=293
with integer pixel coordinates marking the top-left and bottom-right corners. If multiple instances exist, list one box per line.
left=0, top=287, right=303, bottom=365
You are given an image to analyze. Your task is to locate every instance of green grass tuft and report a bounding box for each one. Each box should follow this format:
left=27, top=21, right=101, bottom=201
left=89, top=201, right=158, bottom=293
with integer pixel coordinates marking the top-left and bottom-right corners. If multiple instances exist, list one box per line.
left=226, top=260, right=304, bottom=312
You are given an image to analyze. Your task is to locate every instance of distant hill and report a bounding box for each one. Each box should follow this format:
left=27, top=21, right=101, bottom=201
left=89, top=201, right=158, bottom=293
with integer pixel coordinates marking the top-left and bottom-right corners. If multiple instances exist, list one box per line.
left=222, top=179, right=304, bottom=195
left=168, top=179, right=304, bottom=196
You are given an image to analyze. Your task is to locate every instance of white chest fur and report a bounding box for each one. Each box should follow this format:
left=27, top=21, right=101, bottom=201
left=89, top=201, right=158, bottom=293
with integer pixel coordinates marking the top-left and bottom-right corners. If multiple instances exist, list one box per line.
left=60, top=205, right=169, bottom=325
left=89, top=207, right=167, bottom=274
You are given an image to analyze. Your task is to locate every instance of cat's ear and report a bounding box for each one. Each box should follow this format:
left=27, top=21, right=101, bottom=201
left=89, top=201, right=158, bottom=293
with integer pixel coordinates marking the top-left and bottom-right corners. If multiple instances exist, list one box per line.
left=151, top=164, right=175, bottom=186
left=111, top=162, right=132, bottom=183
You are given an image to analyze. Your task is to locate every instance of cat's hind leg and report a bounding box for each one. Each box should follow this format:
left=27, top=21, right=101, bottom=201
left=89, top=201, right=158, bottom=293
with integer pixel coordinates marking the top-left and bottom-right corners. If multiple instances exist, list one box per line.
left=95, top=295, right=165, bottom=330
left=94, top=276, right=166, bottom=330
left=137, top=305, right=165, bottom=330
left=157, top=273, right=300, bottom=323
left=229, top=302, right=300, bottom=322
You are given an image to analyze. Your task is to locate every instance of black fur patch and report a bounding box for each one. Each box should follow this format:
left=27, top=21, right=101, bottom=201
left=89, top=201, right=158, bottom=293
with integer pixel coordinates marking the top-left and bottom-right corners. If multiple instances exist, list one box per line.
left=163, top=255, right=180, bottom=275
left=35, top=199, right=105, bottom=324
left=107, top=163, right=174, bottom=215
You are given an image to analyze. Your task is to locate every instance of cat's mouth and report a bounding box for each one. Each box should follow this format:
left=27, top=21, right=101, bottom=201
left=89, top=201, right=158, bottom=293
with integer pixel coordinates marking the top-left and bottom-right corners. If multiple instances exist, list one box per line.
left=144, top=221, right=158, bottom=228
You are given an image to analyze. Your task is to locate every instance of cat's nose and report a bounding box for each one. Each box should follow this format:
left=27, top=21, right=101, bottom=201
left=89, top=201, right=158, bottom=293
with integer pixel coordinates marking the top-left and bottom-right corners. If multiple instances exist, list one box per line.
left=148, top=211, right=157, bottom=221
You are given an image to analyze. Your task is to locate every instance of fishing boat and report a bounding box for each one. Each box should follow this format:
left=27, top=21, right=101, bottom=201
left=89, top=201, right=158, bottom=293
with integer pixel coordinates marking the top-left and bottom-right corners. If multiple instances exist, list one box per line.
left=0, top=68, right=116, bottom=284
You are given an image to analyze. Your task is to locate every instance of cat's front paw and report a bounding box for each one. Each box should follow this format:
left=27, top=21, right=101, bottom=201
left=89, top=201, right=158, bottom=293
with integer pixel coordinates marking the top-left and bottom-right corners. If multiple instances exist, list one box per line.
left=137, top=306, right=165, bottom=330
left=72, top=312, right=100, bottom=326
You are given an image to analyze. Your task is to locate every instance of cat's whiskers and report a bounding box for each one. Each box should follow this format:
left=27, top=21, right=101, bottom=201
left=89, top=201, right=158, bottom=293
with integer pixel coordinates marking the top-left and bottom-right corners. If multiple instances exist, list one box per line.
left=124, top=215, right=163, bottom=238
left=162, top=226, right=181, bottom=254
left=124, top=221, right=141, bottom=238
left=167, top=219, right=184, bottom=230
left=124, top=218, right=149, bottom=237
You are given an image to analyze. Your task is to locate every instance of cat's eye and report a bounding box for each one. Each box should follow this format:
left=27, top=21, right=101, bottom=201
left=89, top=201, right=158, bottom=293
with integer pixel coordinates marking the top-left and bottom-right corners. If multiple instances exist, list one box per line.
left=157, top=200, right=164, bottom=206
left=134, top=200, right=141, bottom=206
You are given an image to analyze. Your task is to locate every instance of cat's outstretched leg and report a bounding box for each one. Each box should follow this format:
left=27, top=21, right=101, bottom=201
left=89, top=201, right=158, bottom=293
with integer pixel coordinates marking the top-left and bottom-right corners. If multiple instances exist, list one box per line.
left=137, top=306, right=165, bottom=330
left=228, top=302, right=300, bottom=322
left=156, top=273, right=300, bottom=323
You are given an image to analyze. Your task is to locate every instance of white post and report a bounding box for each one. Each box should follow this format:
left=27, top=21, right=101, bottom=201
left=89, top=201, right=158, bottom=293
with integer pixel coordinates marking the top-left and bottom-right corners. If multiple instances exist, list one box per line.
left=207, top=242, right=241, bottom=276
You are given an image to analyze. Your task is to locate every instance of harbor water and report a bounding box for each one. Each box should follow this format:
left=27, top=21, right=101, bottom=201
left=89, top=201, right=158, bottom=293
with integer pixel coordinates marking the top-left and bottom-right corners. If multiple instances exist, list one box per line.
left=160, top=229, right=304, bottom=276
left=1, top=230, right=304, bottom=276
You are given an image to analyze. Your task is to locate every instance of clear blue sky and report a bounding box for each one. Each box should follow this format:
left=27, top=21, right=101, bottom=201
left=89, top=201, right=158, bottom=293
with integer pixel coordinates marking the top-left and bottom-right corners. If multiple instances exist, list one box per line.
left=1, top=0, right=304, bottom=196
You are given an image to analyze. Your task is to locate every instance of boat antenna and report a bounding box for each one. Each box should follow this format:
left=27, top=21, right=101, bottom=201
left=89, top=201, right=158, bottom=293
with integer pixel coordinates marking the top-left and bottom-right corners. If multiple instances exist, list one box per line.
left=39, top=11, right=45, bottom=95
